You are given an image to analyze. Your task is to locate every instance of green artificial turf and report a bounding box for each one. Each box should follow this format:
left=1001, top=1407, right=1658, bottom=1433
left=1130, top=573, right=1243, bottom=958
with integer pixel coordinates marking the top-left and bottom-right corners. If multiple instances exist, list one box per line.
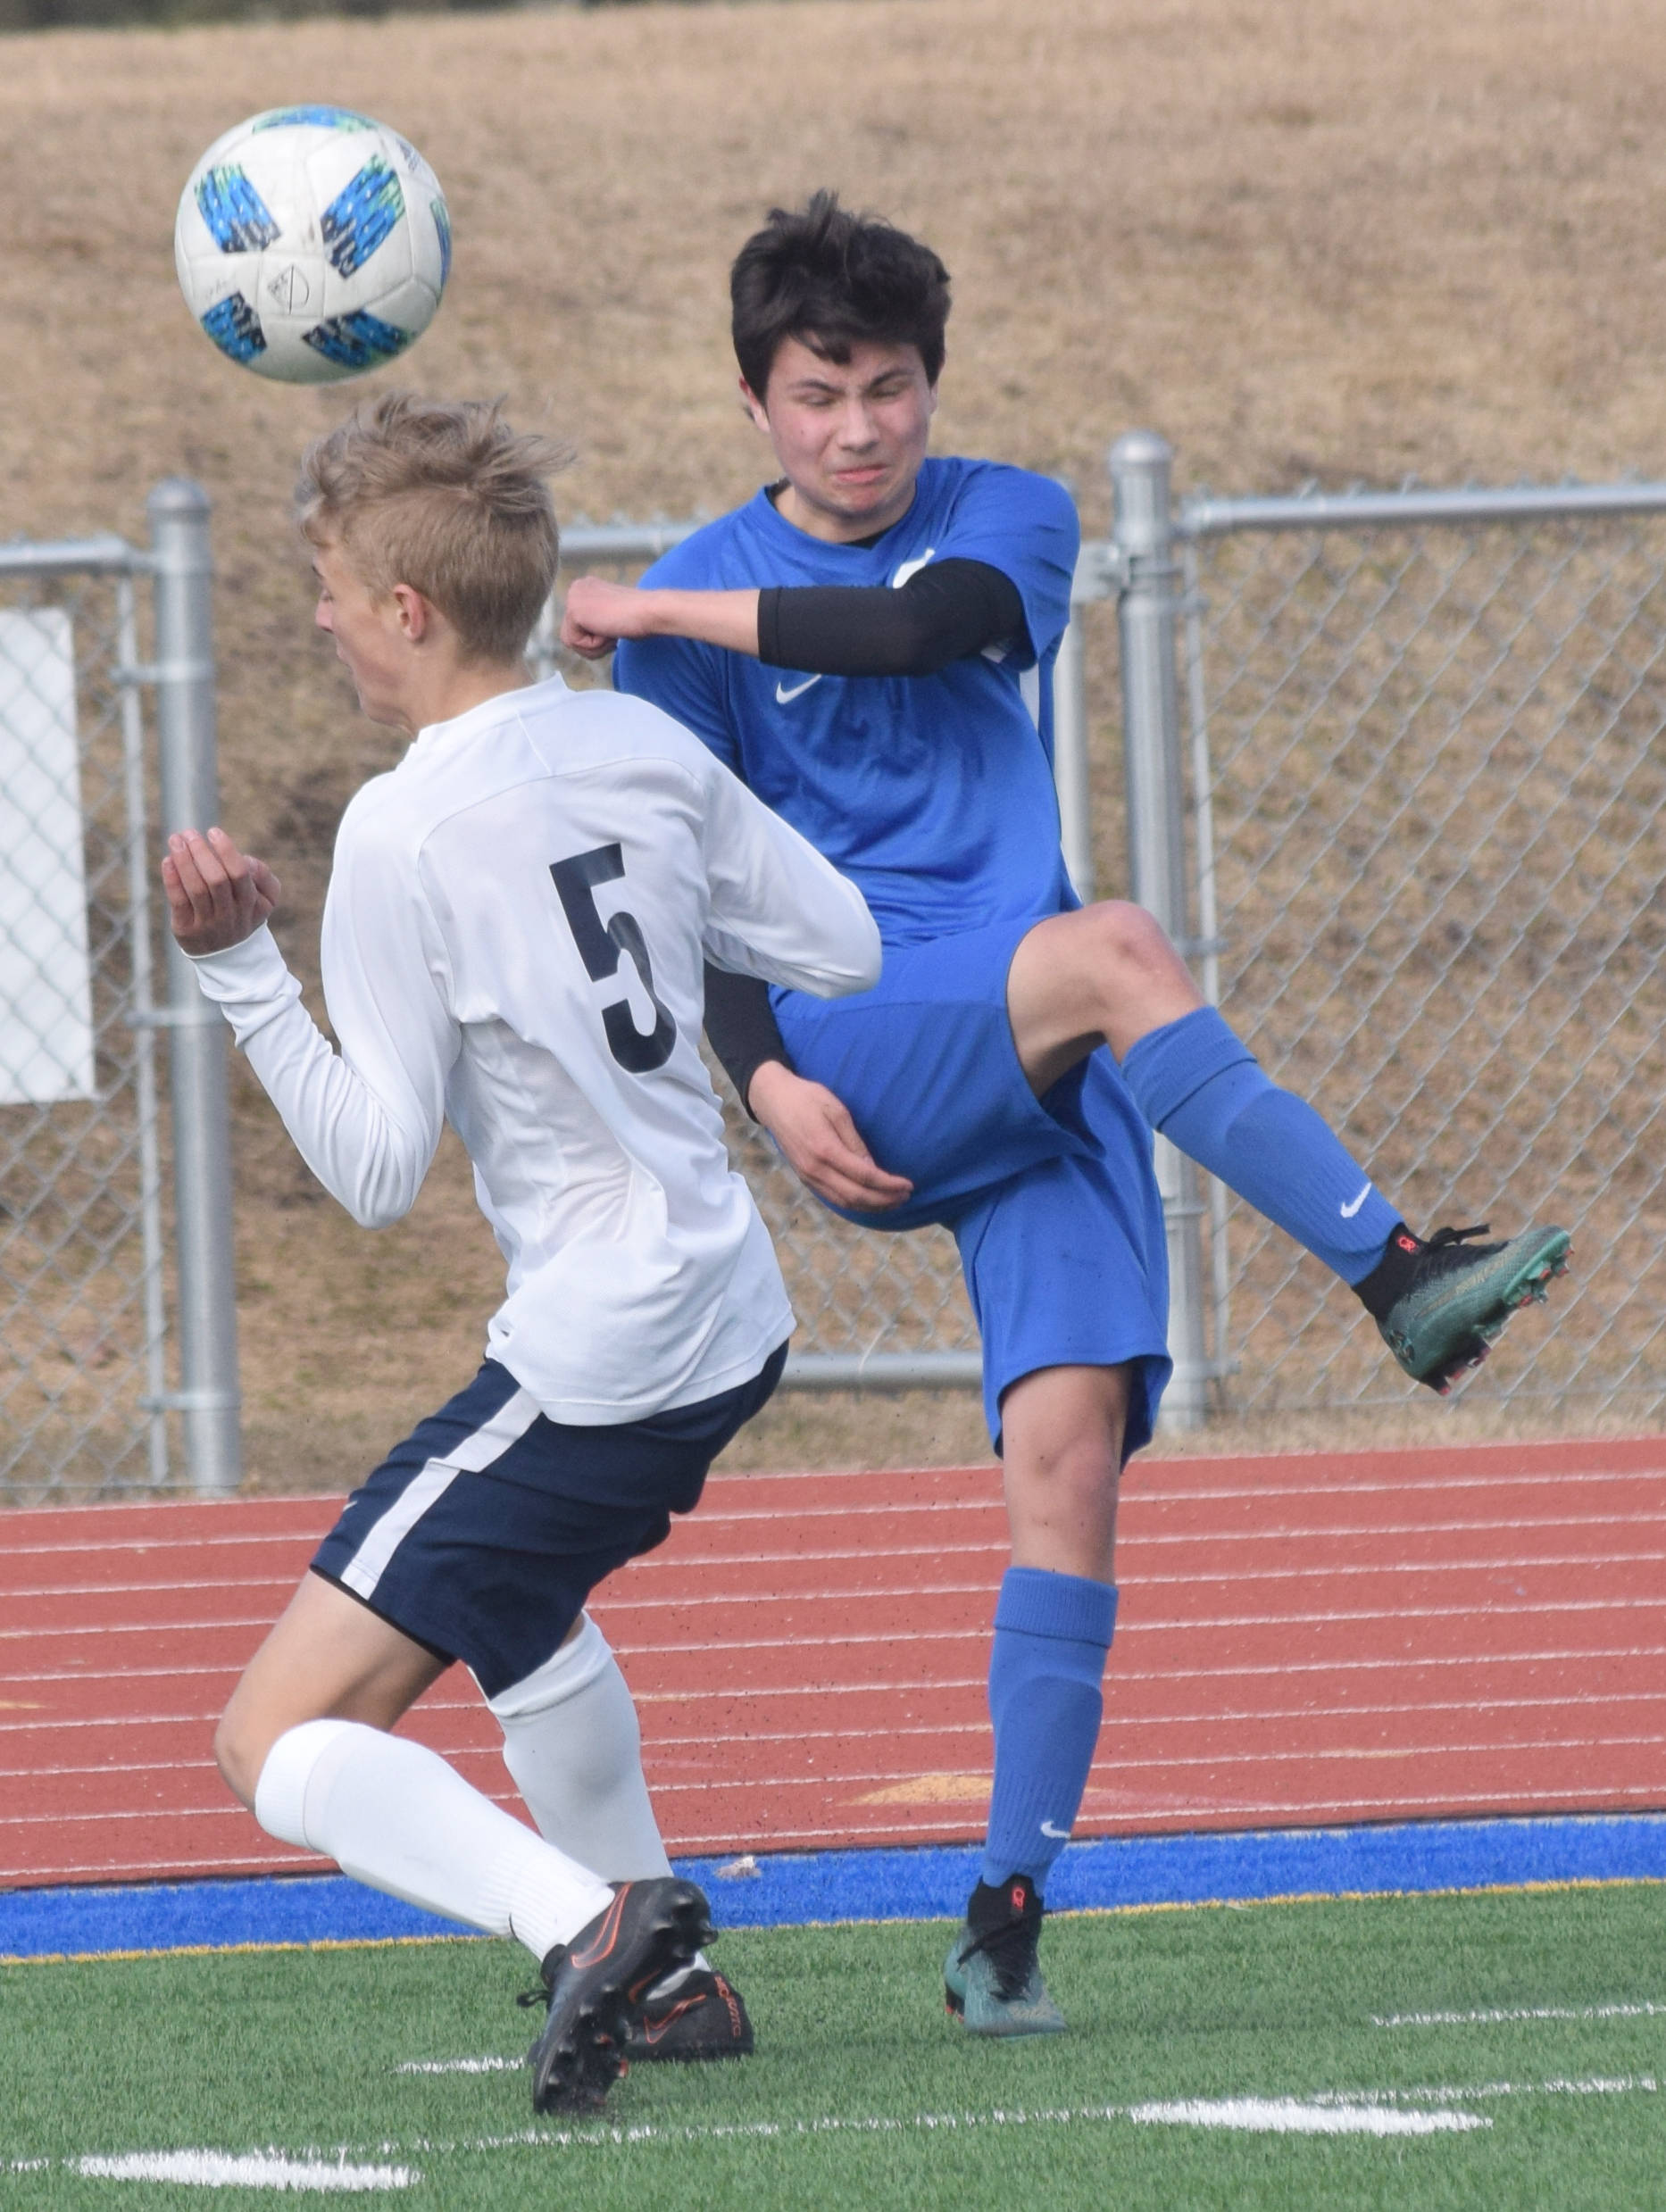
left=3, top=1885, right=1663, bottom=2209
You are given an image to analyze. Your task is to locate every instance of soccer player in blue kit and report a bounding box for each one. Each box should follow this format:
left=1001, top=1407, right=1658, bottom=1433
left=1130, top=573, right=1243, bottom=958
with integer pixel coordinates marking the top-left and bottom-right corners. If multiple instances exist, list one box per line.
left=562, top=195, right=1571, bottom=2035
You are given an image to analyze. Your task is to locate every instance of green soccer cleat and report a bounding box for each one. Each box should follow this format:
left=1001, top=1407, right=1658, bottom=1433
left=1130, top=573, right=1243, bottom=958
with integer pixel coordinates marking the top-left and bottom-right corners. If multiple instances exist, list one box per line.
left=1376, top=1222, right=1571, bottom=1394
left=944, top=1875, right=1066, bottom=2038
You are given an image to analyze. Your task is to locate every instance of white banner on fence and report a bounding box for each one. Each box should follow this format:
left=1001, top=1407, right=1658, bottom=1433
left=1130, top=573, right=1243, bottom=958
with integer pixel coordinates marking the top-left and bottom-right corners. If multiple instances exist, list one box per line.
left=0, top=608, right=96, bottom=1104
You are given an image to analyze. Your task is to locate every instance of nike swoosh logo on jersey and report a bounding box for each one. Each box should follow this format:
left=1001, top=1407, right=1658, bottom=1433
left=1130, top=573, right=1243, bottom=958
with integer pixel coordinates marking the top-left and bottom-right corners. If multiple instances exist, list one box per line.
left=1340, top=1182, right=1373, bottom=1218
left=775, top=674, right=823, bottom=704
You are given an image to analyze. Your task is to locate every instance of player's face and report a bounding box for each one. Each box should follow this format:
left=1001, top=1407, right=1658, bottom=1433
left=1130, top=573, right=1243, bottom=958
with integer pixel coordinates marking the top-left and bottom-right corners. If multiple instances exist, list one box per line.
left=312, top=543, right=416, bottom=729
left=746, top=337, right=937, bottom=543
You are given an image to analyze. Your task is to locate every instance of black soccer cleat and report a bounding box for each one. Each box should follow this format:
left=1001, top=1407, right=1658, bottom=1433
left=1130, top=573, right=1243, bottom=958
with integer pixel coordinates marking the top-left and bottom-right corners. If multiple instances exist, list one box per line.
left=527, top=1877, right=712, bottom=2115
left=621, top=1964, right=754, bottom=2062
left=1368, top=1223, right=1572, bottom=1394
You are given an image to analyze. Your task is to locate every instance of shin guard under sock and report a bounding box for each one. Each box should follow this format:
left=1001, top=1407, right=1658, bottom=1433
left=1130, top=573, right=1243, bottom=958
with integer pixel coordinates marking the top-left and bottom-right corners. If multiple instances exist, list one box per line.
left=1120, top=1006, right=1399, bottom=1282
left=254, top=1717, right=613, bottom=1963
left=980, top=1568, right=1117, bottom=1889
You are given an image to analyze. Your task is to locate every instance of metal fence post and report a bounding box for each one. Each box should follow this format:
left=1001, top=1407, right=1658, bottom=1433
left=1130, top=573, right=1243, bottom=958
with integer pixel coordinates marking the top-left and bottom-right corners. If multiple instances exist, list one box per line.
left=148, top=479, right=242, bottom=1496
left=1111, top=432, right=1209, bottom=1426
left=1051, top=611, right=1095, bottom=902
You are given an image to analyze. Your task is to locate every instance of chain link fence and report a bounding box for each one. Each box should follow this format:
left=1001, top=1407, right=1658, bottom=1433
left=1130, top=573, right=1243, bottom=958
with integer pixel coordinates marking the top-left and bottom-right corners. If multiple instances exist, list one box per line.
left=1, top=488, right=239, bottom=1504
left=1174, top=480, right=1666, bottom=1424
left=0, top=561, right=168, bottom=1498
left=12, top=469, right=1665, bottom=1498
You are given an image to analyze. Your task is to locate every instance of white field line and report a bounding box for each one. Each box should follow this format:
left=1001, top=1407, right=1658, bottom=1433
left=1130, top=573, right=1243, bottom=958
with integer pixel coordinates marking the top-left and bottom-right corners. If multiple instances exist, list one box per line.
left=39, top=2102, right=1489, bottom=2167
left=1375, top=2002, right=1666, bottom=2026
left=398, top=2056, right=520, bottom=2075
left=1126, top=2099, right=1481, bottom=2134
left=71, top=2150, right=416, bottom=2191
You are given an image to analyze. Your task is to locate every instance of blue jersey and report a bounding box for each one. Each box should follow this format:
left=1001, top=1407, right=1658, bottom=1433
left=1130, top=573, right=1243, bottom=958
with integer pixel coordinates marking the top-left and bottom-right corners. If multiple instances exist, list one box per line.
left=614, top=457, right=1079, bottom=945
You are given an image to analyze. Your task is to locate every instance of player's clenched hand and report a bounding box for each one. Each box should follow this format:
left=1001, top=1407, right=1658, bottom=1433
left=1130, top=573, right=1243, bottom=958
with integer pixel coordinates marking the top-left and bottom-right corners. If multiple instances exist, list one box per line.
left=749, top=1062, right=913, bottom=1213
left=162, top=827, right=281, bottom=957
left=560, top=577, right=653, bottom=660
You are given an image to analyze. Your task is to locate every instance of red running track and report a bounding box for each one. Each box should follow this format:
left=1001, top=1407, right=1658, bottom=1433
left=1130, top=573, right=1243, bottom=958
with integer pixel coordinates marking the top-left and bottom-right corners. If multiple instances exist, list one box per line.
left=4, top=1434, right=1665, bottom=1888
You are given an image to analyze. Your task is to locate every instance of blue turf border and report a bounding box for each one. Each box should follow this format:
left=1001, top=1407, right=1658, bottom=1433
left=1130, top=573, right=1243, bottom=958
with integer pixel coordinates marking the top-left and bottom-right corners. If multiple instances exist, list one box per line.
left=4, top=1813, right=1665, bottom=1960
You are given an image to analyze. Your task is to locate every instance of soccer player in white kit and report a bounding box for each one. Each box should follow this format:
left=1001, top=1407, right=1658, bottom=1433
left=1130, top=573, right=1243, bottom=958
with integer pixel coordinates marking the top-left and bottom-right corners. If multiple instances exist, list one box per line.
left=162, top=395, right=879, bottom=2115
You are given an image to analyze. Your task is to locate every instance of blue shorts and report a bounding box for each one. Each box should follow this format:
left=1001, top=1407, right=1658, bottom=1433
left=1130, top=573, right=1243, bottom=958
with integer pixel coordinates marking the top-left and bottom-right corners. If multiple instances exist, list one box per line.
left=774, top=918, right=1170, bottom=1454
left=311, top=1343, right=787, bottom=1700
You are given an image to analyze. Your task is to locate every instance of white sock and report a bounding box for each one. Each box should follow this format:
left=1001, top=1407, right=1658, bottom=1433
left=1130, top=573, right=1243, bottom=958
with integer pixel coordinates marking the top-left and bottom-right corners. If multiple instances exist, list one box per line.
left=489, top=1614, right=674, bottom=1883
left=254, top=1717, right=613, bottom=1965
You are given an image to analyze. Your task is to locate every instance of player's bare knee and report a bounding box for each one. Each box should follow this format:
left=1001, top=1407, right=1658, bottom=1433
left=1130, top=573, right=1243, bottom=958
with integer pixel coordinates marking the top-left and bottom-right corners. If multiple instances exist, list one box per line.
left=1084, top=901, right=1184, bottom=994
left=212, top=1706, right=264, bottom=1809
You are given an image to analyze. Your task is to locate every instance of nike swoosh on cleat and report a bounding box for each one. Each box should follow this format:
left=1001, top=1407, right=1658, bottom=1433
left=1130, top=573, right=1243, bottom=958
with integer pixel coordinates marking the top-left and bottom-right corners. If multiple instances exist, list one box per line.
left=775, top=674, right=823, bottom=704
left=1340, top=1182, right=1373, bottom=1218
left=568, top=1890, right=626, bottom=1970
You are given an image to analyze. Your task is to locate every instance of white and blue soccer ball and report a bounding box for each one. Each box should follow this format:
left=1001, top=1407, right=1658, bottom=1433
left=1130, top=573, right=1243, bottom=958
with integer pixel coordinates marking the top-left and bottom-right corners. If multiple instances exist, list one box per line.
left=174, top=106, right=451, bottom=384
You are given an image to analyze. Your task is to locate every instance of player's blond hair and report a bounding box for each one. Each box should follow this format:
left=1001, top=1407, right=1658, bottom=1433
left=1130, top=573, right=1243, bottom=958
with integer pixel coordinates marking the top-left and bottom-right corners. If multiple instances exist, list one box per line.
left=296, top=395, right=572, bottom=664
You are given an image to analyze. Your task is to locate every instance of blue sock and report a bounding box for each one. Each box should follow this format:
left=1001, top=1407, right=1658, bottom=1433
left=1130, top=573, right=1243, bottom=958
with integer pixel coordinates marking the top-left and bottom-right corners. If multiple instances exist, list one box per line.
left=980, top=1568, right=1117, bottom=1890
left=1120, top=1006, right=1401, bottom=1283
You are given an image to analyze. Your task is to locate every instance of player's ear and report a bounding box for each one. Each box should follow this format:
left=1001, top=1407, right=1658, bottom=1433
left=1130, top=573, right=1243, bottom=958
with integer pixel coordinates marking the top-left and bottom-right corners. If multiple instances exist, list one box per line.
left=390, top=582, right=430, bottom=644
left=738, top=375, right=771, bottom=433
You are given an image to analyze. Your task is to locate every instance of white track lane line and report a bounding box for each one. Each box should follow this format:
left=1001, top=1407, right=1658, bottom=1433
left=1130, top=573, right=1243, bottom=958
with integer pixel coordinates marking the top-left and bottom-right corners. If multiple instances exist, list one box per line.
left=10, top=1726, right=1664, bottom=1827
left=13, top=1588, right=1666, bottom=1650
left=1122, top=1468, right=1666, bottom=1502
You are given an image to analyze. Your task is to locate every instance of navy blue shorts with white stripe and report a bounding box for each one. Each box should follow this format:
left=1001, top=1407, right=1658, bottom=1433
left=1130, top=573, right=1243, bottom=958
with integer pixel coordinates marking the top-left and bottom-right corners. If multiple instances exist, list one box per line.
left=310, top=1343, right=787, bottom=1700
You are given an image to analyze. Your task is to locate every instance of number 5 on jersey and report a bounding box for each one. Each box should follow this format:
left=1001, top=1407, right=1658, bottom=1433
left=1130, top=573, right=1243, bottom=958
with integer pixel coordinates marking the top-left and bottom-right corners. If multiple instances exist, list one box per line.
left=550, top=844, right=677, bottom=1075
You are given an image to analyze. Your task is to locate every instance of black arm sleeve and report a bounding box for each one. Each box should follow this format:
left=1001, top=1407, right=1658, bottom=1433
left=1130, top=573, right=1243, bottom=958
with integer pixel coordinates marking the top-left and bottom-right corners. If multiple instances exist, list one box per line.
left=757, top=558, right=1026, bottom=678
left=702, top=963, right=793, bottom=1118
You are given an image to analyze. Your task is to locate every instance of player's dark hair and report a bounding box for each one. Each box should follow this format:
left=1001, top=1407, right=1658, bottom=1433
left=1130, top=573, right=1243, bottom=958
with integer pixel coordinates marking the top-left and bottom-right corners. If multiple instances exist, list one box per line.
left=730, top=191, right=951, bottom=400
left=296, top=395, right=572, bottom=665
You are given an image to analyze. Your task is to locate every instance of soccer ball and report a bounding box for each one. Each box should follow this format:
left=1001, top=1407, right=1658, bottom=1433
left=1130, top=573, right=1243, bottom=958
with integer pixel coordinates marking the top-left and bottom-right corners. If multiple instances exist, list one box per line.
left=174, top=106, right=451, bottom=384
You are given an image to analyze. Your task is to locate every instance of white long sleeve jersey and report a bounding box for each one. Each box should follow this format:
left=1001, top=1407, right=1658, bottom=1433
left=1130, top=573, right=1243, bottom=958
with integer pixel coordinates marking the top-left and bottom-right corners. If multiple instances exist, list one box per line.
left=189, top=676, right=881, bottom=1424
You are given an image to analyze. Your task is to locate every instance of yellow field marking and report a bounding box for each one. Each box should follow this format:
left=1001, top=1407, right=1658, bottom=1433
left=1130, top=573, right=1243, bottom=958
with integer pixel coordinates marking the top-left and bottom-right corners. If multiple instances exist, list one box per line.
left=851, top=1773, right=991, bottom=1806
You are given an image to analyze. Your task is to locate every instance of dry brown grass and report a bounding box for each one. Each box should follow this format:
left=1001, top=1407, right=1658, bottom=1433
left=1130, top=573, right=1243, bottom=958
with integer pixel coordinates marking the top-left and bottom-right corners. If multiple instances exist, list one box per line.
left=4, top=0, right=1665, bottom=1486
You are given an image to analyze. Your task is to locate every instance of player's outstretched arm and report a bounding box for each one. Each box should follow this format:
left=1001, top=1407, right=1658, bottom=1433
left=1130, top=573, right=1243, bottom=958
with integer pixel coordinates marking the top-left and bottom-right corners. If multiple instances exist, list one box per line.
left=562, top=578, right=760, bottom=661
left=566, top=563, right=1023, bottom=678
